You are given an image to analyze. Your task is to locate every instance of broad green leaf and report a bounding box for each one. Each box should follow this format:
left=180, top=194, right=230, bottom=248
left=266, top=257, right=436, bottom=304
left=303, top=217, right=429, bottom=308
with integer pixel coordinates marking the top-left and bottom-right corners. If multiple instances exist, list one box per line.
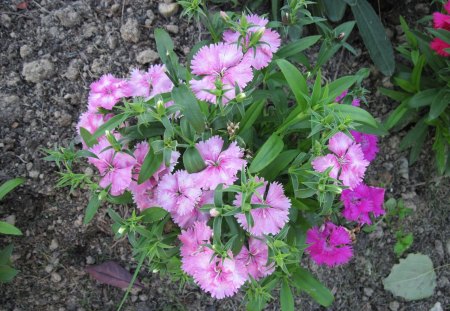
left=80, top=127, right=97, bottom=148
left=378, top=88, right=409, bottom=102
left=106, top=192, right=133, bottom=205
left=0, top=178, right=25, bottom=201
left=249, top=134, right=284, bottom=173
left=433, top=127, right=448, bottom=174
left=292, top=267, right=334, bottom=307
left=138, top=148, right=163, bottom=184
left=155, top=28, right=174, bottom=64
left=172, top=85, right=205, bottom=133
left=330, top=103, right=386, bottom=134
left=239, top=99, right=265, bottom=133
left=183, top=146, right=206, bottom=173
left=408, top=89, right=439, bottom=108
left=351, top=0, right=395, bottom=75
left=342, top=0, right=358, bottom=5
left=383, top=253, right=436, bottom=300
left=326, top=76, right=358, bottom=103
left=400, top=118, right=427, bottom=150
left=84, top=192, right=101, bottom=224
left=280, top=280, right=295, bottom=311
left=0, top=245, right=13, bottom=265
left=276, top=59, right=308, bottom=111
left=384, top=101, right=409, bottom=130
left=322, top=0, right=347, bottom=22
left=260, top=150, right=299, bottom=181
left=92, top=113, right=128, bottom=140
left=0, top=221, right=22, bottom=235
left=0, top=264, right=18, bottom=283
left=141, top=207, right=168, bottom=222
left=277, top=35, right=321, bottom=58
left=429, top=89, right=450, bottom=120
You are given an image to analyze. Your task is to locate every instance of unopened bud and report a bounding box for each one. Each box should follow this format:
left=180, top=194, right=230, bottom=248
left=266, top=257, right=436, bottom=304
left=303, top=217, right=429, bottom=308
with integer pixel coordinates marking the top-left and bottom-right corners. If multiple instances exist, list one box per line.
left=220, top=11, right=230, bottom=21
left=282, top=12, right=290, bottom=25
left=118, top=226, right=126, bottom=235
left=337, top=32, right=345, bottom=41
left=210, top=208, right=220, bottom=217
left=235, top=92, right=246, bottom=102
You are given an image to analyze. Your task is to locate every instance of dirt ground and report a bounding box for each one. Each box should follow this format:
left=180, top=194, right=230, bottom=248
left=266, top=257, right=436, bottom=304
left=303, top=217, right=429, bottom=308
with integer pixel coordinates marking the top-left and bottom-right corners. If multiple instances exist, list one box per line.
left=0, top=0, right=448, bottom=310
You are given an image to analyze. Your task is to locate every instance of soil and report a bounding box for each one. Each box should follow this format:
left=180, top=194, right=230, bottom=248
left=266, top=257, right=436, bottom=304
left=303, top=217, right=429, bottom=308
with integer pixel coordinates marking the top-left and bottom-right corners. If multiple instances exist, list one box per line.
left=0, top=0, right=448, bottom=311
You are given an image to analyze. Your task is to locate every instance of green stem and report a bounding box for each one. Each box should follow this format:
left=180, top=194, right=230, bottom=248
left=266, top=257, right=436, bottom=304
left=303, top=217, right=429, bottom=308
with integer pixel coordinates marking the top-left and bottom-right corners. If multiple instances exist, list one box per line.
left=117, top=251, right=147, bottom=311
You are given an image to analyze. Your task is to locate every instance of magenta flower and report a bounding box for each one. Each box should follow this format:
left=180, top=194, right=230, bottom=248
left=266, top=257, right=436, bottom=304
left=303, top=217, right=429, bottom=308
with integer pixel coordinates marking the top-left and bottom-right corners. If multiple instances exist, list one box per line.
left=340, top=184, right=385, bottom=225
left=350, top=130, right=379, bottom=162
left=223, top=14, right=281, bottom=70
left=87, top=74, right=131, bottom=112
left=172, top=190, right=212, bottom=229
left=446, top=0, right=450, bottom=14
left=88, top=137, right=136, bottom=196
left=431, top=38, right=450, bottom=57
left=76, top=111, right=113, bottom=148
left=335, top=90, right=348, bottom=102
left=128, top=65, right=174, bottom=99
left=234, top=178, right=291, bottom=236
left=305, top=222, right=353, bottom=267
left=190, top=43, right=253, bottom=104
left=312, top=132, right=369, bottom=189
left=433, top=12, right=450, bottom=30
left=156, top=170, right=202, bottom=215
left=195, top=136, right=247, bottom=190
left=236, top=237, right=274, bottom=280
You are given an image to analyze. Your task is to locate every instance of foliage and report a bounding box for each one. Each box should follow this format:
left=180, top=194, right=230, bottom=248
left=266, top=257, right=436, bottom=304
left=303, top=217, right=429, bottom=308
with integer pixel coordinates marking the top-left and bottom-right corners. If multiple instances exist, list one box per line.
left=381, top=8, right=450, bottom=175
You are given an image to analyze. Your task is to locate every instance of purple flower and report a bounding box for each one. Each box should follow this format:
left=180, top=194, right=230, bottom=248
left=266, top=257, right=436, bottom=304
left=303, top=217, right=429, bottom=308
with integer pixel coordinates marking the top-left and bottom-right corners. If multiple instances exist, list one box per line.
left=128, top=65, right=174, bottom=99
left=87, top=74, right=131, bottom=111
left=340, top=184, right=385, bottom=225
left=236, top=237, right=274, bottom=280
left=350, top=130, right=379, bottom=162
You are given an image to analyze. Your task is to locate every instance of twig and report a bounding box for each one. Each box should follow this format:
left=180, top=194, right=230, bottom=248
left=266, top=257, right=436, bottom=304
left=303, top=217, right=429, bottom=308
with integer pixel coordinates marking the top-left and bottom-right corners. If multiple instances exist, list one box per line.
left=120, top=0, right=126, bottom=26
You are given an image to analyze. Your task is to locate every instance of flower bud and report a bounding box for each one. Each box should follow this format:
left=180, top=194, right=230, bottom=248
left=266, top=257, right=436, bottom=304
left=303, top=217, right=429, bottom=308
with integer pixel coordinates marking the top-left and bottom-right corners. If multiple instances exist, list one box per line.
left=220, top=11, right=230, bottom=21
left=118, top=226, right=126, bottom=235
left=209, top=208, right=220, bottom=217
left=235, top=92, right=246, bottom=102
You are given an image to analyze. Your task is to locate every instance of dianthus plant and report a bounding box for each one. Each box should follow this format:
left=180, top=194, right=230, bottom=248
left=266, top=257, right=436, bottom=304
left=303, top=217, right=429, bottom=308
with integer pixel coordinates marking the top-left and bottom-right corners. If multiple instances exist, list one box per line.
left=50, top=11, right=388, bottom=310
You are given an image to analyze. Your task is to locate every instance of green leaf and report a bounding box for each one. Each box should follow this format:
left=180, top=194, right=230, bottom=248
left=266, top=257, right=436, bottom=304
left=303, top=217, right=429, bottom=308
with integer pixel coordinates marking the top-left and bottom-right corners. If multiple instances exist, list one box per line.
left=351, top=0, right=395, bottom=75
left=378, top=88, right=409, bottom=102
left=429, top=89, right=450, bottom=120
left=213, top=216, right=222, bottom=245
left=326, top=75, right=358, bottom=103
left=394, top=232, right=414, bottom=257
left=138, top=148, right=164, bottom=184
left=83, top=192, right=101, bottom=224
left=292, top=267, right=334, bottom=307
left=330, top=103, right=387, bottom=134
left=383, top=253, right=436, bottom=300
left=92, top=113, right=128, bottom=140
left=0, top=178, right=25, bottom=201
left=239, top=99, right=266, bottom=133
left=276, top=59, right=308, bottom=111
left=280, top=280, right=295, bottom=311
left=141, top=207, right=168, bottom=222
left=249, top=134, right=284, bottom=173
left=384, top=101, right=409, bottom=130
left=0, top=264, right=18, bottom=283
left=183, top=146, right=206, bottom=173
left=408, top=89, right=439, bottom=108
left=260, top=150, right=299, bottom=181
left=411, top=55, right=426, bottom=91
left=277, top=35, right=321, bottom=58
left=322, top=0, right=347, bottom=22
left=0, top=221, right=22, bottom=235
left=155, top=28, right=174, bottom=64
left=79, top=127, right=97, bottom=148
left=106, top=192, right=133, bottom=205
left=0, top=245, right=13, bottom=265
left=172, top=85, right=205, bottom=133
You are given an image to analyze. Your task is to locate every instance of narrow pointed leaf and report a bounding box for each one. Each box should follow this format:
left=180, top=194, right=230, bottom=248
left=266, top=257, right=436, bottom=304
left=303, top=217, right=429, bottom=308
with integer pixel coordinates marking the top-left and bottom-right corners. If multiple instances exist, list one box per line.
left=249, top=134, right=284, bottom=173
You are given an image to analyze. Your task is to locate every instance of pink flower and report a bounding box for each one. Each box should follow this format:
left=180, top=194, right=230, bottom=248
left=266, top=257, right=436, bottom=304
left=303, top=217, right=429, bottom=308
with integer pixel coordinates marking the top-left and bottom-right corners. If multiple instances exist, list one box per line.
left=312, top=132, right=369, bottom=189
left=433, top=12, right=450, bottom=30
left=195, top=136, right=247, bottom=190
left=128, top=65, right=174, bottom=99
left=190, top=43, right=253, bottom=104
left=156, top=170, right=202, bottom=215
left=234, top=178, right=291, bottom=236
left=305, top=222, right=353, bottom=267
left=351, top=98, right=361, bottom=107
left=431, top=38, right=450, bottom=57
left=340, top=184, right=385, bottom=225
left=335, top=90, right=348, bottom=102
left=172, top=190, right=213, bottom=229
left=223, top=14, right=281, bottom=69
left=88, top=137, right=136, bottom=196
left=236, top=237, right=274, bottom=280
left=87, top=74, right=131, bottom=111
left=194, top=255, right=247, bottom=299
left=445, top=0, right=450, bottom=14
left=76, top=112, right=112, bottom=136
left=350, top=130, right=379, bottom=162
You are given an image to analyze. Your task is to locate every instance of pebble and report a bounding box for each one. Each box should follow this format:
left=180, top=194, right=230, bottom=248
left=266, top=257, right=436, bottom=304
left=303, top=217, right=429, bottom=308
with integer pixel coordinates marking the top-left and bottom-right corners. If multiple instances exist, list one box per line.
left=139, top=294, right=148, bottom=302
left=414, top=3, right=429, bottom=15
left=0, top=14, right=11, bottom=28
left=85, top=256, right=95, bottom=265
left=106, top=33, right=118, bottom=49
left=29, top=170, right=40, bottom=179
left=430, top=302, right=443, bottom=311
left=158, top=3, right=179, bottom=18
left=363, top=287, right=373, bottom=297
left=397, top=157, right=409, bottom=180
left=165, top=24, right=179, bottom=34
left=389, top=301, right=399, bottom=311
left=65, top=59, right=81, bottom=81
left=84, top=167, right=93, bottom=176
left=22, top=59, right=55, bottom=83
left=146, top=10, right=155, bottom=24
left=120, top=19, right=141, bottom=43
left=446, top=239, right=450, bottom=255
left=45, top=264, right=54, bottom=273
left=57, top=112, right=72, bottom=127
left=136, top=49, right=159, bottom=64
left=55, top=6, right=81, bottom=28
left=435, top=240, right=444, bottom=258
left=49, top=239, right=59, bottom=251
left=51, top=272, right=62, bottom=283
left=437, top=276, right=449, bottom=288
left=131, top=295, right=138, bottom=303
left=4, top=215, right=16, bottom=226
left=20, top=45, right=33, bottom=59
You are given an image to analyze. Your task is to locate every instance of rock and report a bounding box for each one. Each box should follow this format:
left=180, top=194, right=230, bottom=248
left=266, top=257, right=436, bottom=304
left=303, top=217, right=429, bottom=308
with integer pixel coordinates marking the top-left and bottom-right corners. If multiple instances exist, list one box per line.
left=85, top=256, right=95, bottom=265
left=110, top=3, right=121, bottom=15
left=20, top=45, right=33, bottom=59
left=106, top=34, right=118, bottom=49
left=120, top=19, right=141, bottom=43
left=146, top=10, right=155, bottom=24
left=55, top=7, right=81, bottom=28
left=51, top=272, right=62, bottom=283
left=363, top=288, right=373, bottom=297
left=22, top=59, right=55, bottom=83
left=398, top=157, right=409, bottom=180
left=84, top=167, right=93, bottom=176
left=29, top=170, right=40, bottom=179
left=414, top=3, right=429, bottom=15
left=435, top=240, right=444, bottom=258
left=165, top=24, right=179, bottom=34
left=430, top=302, right=443, bottom=311
left=45, top=264, right=54, bottom=273
left=136, top=49, right=159, bottom=64
left=437, top=276, right=449, bottom=288
left=446, top=238, right=450, bottom=255
left=4, top=215, right=16, bottom=226
left=57, top=112, right=72, bottom=127
left=0, top=14, right=11, bottom=28
left=158, top=3, right=179, bottom=18
left=389, top=301, right=399, bottom=311
left=49, top=239, right=59, bottom=251
left=382, top=76, right=393, bottom=88
left=139, top=294, right=148, bottom=302
left=65, top=59, right=81, bottom=81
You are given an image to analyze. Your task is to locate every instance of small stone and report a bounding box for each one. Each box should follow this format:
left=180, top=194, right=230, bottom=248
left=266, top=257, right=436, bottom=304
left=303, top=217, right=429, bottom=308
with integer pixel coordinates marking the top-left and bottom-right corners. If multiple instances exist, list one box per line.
left=49, top=239, right=59, bottom=251
left=398, top=157, right=409, bottom=180
left=55, top=7, right=81, bottom=28
left=437, top=276, right=449, bottom=288
left=4, top=215, right=16, bottom=226
left=165, top=24, right=179, bottom=34
left=84, top=167, right=94, bottom=176
left=435, top=240, right=444, bottom=258
left=86, top=256, right=95, bottom=265
left=131, top=295, right=138, bottom=303
left=430, top=302, right=443, bottom=311
left=45, top=264, right=54, bottom=273
left=139, top=294, right=148, bottom=302
left=136, top=49, right=159, bottom=64
left=158, top=3, right=179, bottom=18
left=446, top=239, right=450, bottom=255
left=385, top=28, right=394, bottom=40
left=22, top=59, right=55, bottom=83
left=382, top=76, right=393, bottom=88
left=51, top=272, right=62, bottom=283
left=11, top=121, right=19, bottom=128
left=389, top=301, right=399, bottom=311
left=414, top=3, right=429, bottom=15
left=65, top=60, right=80, bottom=81
left=26, top=162, right=33, bottom=171
left=363, top=288, right=374, bottom=297
left=1, top=14, right=11, bottom=28
left=111, top=3, right=121, bottom=15
left=57, top=112, right=72, bottom=127
left=146, top=10, right=155, bottom=24
left=29, top=170, right=40, bottom=179
left=20, top=45, right=33, bottom=59
left=120, top=19, right=141, bottom=43
left=106, top=34, right=118, bottom=49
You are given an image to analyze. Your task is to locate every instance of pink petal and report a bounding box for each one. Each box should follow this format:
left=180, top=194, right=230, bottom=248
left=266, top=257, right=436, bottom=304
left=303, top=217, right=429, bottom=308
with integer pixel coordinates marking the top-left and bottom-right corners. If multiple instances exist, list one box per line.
left=328, top=132, right=354, bottom=157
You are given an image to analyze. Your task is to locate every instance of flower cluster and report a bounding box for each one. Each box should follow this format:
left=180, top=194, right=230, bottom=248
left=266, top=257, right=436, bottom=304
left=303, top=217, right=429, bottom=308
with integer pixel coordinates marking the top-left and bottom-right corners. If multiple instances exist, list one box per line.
left=431, top=0, right=450, bottom=57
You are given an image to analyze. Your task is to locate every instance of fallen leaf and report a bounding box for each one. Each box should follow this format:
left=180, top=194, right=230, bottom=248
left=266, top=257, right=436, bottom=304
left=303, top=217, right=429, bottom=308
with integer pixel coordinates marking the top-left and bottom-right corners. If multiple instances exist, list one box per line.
left=16, top=1, right=29, bottom=10
left=85, top=261, right=144, bottom=289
